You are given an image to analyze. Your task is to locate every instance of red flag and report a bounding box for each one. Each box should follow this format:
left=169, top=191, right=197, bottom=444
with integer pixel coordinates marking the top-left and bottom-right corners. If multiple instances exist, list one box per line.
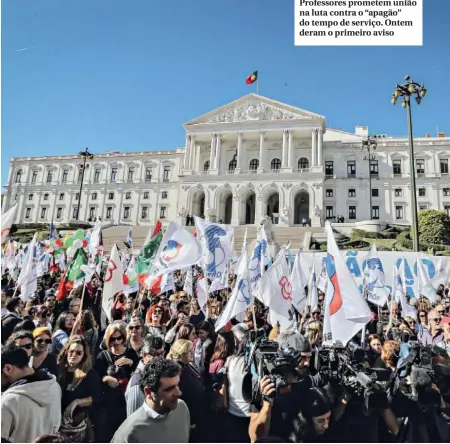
left=152, top=220, right=162, bottom=237
left=56, top=270, right=73, bottom=301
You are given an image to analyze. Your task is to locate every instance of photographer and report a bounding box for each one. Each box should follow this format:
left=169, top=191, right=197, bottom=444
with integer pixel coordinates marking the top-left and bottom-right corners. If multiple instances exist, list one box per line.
left=248, top=332, right=325, bottom=442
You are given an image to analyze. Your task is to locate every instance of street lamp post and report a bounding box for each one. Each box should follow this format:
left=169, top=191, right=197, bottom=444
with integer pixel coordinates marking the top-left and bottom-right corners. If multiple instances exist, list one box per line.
left=391, top=76, right=427, bottom=252
left=361, top=137, right=378, bottom=220
left=76, top=148, right=94, bottom=221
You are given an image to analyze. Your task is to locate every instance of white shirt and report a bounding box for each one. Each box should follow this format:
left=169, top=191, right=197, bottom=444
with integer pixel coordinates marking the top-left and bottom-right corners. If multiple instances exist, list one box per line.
left=142, top=401, right=167, bottom=420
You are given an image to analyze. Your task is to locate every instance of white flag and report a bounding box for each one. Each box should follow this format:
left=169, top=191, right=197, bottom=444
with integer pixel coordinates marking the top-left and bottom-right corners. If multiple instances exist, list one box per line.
left=195, top=278, right=207, bottom=314
left=260, top=248, right=295, bottom=332
left=308, top=260, right=319, bottom=312
left=290, top=249, right=308, bottom=314
left=153, top=222, right=202, bottom=274
left=322, top=222, right=371, bottom=347
left=393, top=261, right=417, bottom=319
left=89, top=220, right=102, bottom=258
left=183, top=267, right=193, bottom=296
left=1, top=204, right=18, bottom=245
left=17, top=233, right=38, bottom=301
left=102, top=245, right=124, bottom=321
left=417, top=258, right=437, bottom=304
left=209, top=264, right=229, bottom=293
left=124, top=256, right=139, bottom=294
left=194, top=217, right=234, bottom=280
left=249, top=227, right=271, bottom=296
left=363, top=244, right=390, bottom=307
left=215, top=249, right=252, bottom=332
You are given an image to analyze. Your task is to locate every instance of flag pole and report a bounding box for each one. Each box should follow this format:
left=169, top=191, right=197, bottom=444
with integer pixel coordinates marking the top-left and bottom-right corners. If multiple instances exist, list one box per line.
left=256, top=76, right=259, bottom=95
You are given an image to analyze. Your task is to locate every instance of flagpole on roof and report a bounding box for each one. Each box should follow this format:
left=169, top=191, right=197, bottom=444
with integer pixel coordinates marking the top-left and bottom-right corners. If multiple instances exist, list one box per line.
left=256, top=74, right=259, bottom=95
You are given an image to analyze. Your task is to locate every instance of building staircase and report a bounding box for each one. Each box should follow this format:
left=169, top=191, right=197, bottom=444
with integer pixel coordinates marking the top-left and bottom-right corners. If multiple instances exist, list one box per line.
left=100, top=224, right=326, bottom=255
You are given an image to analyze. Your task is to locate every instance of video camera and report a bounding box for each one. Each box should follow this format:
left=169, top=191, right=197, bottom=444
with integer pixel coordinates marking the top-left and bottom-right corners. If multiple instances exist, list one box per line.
left=318, top=342, right=389, bottom=411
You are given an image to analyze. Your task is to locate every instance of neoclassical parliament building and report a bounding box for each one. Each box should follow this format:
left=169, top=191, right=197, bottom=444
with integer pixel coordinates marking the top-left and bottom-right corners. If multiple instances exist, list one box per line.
left=3, top=94, right=450, bottom=229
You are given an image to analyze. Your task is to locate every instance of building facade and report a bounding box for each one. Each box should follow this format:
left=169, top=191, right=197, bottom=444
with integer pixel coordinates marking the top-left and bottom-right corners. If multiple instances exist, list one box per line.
left=3, top=94, right=450, bottom=227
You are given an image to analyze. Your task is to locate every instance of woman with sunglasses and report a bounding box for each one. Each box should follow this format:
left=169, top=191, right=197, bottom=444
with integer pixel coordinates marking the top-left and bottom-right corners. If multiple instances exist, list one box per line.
left=126, top=316, right=146, bottom=355
left=32, top=327, right=59, bottom=377
left=95, top=324, right=139, bottom=442
left=57, top=335, right=102, bottom=443
left=145, top=305, right=168, bottom=340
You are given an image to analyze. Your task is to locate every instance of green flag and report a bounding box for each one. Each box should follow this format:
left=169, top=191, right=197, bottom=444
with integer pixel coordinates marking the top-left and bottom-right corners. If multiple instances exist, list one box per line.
left=135, top=230, right=163, bottom=276
left=67, top=248, right=89, bottom=282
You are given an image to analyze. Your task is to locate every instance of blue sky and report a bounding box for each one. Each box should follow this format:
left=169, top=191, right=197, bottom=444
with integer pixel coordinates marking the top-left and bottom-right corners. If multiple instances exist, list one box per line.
left=2, top=0, right=449, bottom=186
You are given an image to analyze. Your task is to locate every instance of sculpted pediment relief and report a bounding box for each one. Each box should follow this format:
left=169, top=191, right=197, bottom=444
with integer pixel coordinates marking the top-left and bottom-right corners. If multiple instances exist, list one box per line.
left=184, top=94, right=325, bottom=126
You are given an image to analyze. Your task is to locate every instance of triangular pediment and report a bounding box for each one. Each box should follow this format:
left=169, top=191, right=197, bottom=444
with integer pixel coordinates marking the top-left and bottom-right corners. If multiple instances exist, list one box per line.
left=184, top=94, right=325, bottom=127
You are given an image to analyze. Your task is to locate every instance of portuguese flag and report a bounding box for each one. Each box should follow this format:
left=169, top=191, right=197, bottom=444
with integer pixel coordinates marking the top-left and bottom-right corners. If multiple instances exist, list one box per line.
left=246, top=70, right=258, bottom=85
left=56, top=248, right=89, bottom=301
left=136, top=229, right=163, bottom=286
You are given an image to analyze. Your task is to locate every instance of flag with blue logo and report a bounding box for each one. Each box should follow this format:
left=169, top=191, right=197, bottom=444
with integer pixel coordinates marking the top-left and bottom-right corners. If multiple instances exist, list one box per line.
left=49, top=220, right=56, bottom=240
left=249, top=226, right=271, bottom=294
left=393, top=260, right=417, bottom=318
left=17, top=233, right=39, bottom=301
left=290, top=249, right=307, bottom=313
left=125, top=228, right=133, bottom=248
left=194, top=216, right=234, bottom=280
left=363, top=244, right=389, bottom=307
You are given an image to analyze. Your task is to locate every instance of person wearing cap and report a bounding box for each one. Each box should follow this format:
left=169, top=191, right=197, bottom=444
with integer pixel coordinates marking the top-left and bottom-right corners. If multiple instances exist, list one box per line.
left=31, top=328, right=59, bottom=377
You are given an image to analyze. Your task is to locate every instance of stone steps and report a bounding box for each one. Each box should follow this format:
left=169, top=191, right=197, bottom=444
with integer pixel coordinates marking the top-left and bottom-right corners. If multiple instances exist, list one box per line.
left=101, top=224, right=326, bottom=255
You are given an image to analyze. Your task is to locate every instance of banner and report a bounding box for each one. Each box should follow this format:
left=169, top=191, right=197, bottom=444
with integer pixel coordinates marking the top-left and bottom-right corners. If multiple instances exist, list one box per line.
left=301, top=251, right=447, bottom=299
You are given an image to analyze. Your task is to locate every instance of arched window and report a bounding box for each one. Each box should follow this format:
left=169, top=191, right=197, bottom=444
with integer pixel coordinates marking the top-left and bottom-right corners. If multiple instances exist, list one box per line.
left=298, top=157, right=309, bottom=170
left=271, top=158, right=281, bottom=170
left=249, top=159, right=259, bottom=171
left=229, top=158, right=237, bottom=171
left=203, top=161, right=210, bottom=172
left=15, top=169, right=23, bottom=183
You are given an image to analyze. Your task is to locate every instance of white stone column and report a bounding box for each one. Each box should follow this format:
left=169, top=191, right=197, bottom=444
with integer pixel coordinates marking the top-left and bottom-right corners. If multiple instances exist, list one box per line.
left=311, top=129, right=317, bottom=167
left=214, top=135, right=222, bottom=171
left=258, top=132, right=265, bottom=171
left=209, top=134, right=216, bottom=169
left=189, top=136, right=196, bottom=171
left=317, top=128, right=323, bottom=166
left=281, top=130, right=287, bottom=167
left=288, top=130, right=294, bottom=169
left=231, top=194, right=240, bottom=225
left=236, top=132, right=243, bottom=171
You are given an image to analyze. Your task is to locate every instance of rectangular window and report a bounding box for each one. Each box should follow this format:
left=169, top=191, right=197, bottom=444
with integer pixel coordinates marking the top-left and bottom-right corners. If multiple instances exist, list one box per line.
left=443, top=188, right=450, bottom=197
left=123, top=206, right=130, bottom=219
left=40, top=207, right=47, bottom=219
left=440, top=159, right=449, bottom=174
left=108, top=192, right=114, bottom=200
left=143, top=192, right=149, bottom=199
left=163, top=166, right=170, bottom=182
left=395, top=206, right=404, bottom=220
left=72, top=207, right=78, bottom=219
left=92, top=192, right=97, bottom=200
left=162, top=191, right=168, bottom=199
left=25, top=208, right=31, bottom=219
left=125, top=192, right=131, bottom=200
left=372, top=206, right=380, bottom=220
left=141, top=206, right=148, bottom=219
left=418, top=188, right=426, bottom=197
left=416, top=159, right=425, bottom=175
left=89, top=207, right=96, bottom=219
left=28, top=194, right=33, bottom=200
left=62, top=170, right=68, bottom=183
left=419, top=205, right=427, bottom=211
left=370, top=160, right=379, bottom=176
left=43, top=194, right=49, bottom=201
left=326, top=206, right=334, bottom=219
left=47, top=170, right=53, bottom=183
left=59, top=193, right=64, bottom=200
left=160, top=206, right=167, bottom=219
left=394, top=188, right=402, bottom=197
left=348, top=189, right=356, bottom=198
left=106, top=207, right=113, bottom=219
left=325, top=189, right=333, bottom=198
left=393, top=160, right=402, bottom=175
left=347, top=161, right=356, bottom=178
left=145, top=168, right=152, bottom=181
left=445, top=206, right=450, bottom=217
left=94, top=169, right=100, bottom=182
left=128, top=168, right=135, bottom=181
left=75, top=193, right=80, bottom=200
left=325, top=161, right=334, bottom=176
left=56, top=207, right=62, bottom=219
left=372, top=188, right=379, bottom=197
left=77, top=169, right=83, bottom=183
left=110, top=168, right=118, bottom=182
left=31, top=171, right=37, bottom=183
left=348, top=206, right=356, bottom=220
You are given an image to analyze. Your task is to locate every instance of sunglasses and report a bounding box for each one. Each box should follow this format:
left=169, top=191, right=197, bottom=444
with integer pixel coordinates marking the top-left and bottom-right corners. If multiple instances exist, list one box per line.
left=20, top=343, right=34, bottom=350
left=36, top=339, right=52, bottom=345
left=111, top=335, right=124, bottom=342
left=68, top=350, right=83, bottom=357
left=129, top=325, right=141, bottom=331
left=153, top=310, right=163, bottom=315
left=430, top=318, right=440, bottom=322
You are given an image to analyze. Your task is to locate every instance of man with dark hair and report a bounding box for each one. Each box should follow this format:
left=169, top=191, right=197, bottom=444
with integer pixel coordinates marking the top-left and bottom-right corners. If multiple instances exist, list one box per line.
left=112, top=358, right=190, bottom=443
left=125, top=335, right=166, bottom=415
left=1, top=345, right=61, bottom=443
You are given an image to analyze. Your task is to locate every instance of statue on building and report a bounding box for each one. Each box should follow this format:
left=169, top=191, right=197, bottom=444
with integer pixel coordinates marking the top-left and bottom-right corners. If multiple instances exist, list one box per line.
left=258, top=215, right=280, bottom=258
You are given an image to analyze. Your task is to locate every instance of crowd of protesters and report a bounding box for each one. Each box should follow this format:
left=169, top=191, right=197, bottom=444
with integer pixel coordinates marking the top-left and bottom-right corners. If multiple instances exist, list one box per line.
left=1, top=254, right=450, bottom=443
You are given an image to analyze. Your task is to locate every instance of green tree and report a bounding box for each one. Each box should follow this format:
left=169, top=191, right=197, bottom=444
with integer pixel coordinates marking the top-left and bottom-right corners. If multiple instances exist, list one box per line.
left=416, top=209, right=450, bottom=246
